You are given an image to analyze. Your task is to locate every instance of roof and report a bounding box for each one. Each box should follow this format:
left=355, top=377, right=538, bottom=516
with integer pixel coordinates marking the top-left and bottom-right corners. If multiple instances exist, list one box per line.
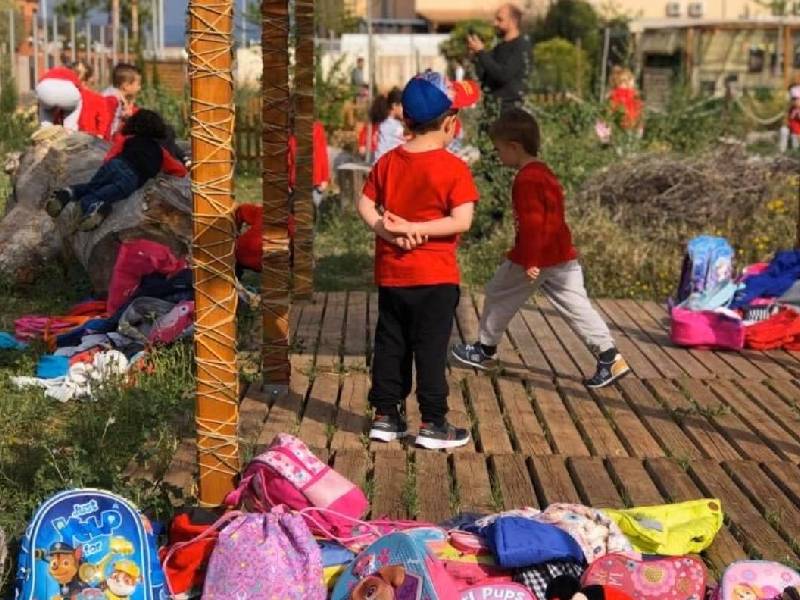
left=632, top=16, right=800, bottom=33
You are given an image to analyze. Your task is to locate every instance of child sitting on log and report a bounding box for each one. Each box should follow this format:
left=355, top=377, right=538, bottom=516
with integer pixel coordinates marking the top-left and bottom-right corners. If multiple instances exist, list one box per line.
left=451, top=109, right=630, bottom=389
left=46, top=109, right=188, bottom=231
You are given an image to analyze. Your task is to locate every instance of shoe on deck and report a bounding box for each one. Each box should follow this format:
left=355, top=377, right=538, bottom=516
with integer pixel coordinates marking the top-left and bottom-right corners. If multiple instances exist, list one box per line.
left=584, top=354, right=630, bottom=389
left=451, top=342, right=497, bottom=371
left=79, top=203, right=112, bottom=231
left=369, top=414, right=408, bottom=443
left=45, top=188, right=73, bottom=218
left=415, top=421, right=470, bottom=450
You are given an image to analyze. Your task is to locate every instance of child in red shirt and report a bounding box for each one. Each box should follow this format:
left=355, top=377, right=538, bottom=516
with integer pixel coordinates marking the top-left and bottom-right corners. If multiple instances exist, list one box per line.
left=451, top=109, right=629, bottom=389
left=608, top=66, right=643, bottom=131
left=780, top=86, right=800, bottom=152
left=359, top=72, right=479, bottom=450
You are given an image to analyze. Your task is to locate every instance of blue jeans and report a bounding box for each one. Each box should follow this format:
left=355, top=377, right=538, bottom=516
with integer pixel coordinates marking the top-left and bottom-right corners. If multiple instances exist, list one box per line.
left=71, top=159, right=140, bottom=214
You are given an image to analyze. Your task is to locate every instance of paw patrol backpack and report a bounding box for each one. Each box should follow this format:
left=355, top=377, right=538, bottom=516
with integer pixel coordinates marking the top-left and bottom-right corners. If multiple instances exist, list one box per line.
left=15, top=489, right=166, bottom=600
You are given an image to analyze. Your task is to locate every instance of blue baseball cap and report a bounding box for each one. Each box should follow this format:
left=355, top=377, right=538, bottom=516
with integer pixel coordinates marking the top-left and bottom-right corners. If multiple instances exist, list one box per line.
left=402, top=71, right=454, bottom=125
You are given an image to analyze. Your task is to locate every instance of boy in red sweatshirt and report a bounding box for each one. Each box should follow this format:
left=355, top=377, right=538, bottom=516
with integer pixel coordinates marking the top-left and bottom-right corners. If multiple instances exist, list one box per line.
left=359, top=72, right=479, bottom=449
left=451, top=109, right=629, bottom=388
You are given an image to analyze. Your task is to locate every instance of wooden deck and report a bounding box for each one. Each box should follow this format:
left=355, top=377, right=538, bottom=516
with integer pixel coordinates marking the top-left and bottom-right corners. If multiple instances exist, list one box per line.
left=160, top=291, right=800, bottom=574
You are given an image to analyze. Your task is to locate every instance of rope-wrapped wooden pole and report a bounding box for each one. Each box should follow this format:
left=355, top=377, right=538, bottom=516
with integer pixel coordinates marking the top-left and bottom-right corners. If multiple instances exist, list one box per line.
left=262, top=0, right=291, bottom=384
left=292, top=0, right=315, bottom=299
left=188, top=0, right=240, bottom=505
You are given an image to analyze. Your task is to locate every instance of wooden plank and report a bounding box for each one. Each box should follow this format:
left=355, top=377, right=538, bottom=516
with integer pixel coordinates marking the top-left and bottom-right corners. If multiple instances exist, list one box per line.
left=507, top=309, right=554, bottom=379
left=647, top=458, right=747, bottom=573
left=465, top=375, right=513, bottom=454
left=531, top=379, right=590, bottom=456
left=496, top=377, right=551, bottom=455
left=453, top=453, right=495, bottom=514
left=446, top=375, right=476, bottom=452
left=293, top=292, right=325, bottom=361
left=592, top=384, right=665, bottom=458
left=724, top=460, right=800, bottom=544
left=679, top=379, right=780, bottom=462
left=637, top=301, right=740, bottom=379
left=238, top=389, right=270, bottom=444
left=607, top=457, right=665, bottom=506
left=709, top=379, right=800, bottom=462
left=569, top=457, right=623, bottom=508
left=689, top=459, right=798, bottom=562
left=530, top=455, right=582, bottom=505
left=344, top=291, right=368, bottom=368
left=317, top=291, right=347, bottom=371
left=739, top=349, right=794, bottom=381
left=163, top=437, right=197, bottom=499
left=372, top=449, right=408, bottom=519
left=331, top=372, right=369, bottom=450
left=416, top=452, right=451, bottom=522
left=619, top=378, right=703, bottom=459
left=762, top=461, right=800, bottom=507
left=521, top=304, right=582, bottom=379
left=558, top=377, right=628, bottom=457
left=332, top=448, right=370, bottom=494
left=456, top=292, right=481, bottom=348
left=288, top=301, right=304, bottom=345
left=473, top=293, right=521, bottom=373
left=736, top=380, right=800, bottom=447
left=297, top=373, right=340, bottom=450
left=764, top=380, right=800, bottom=426
left=368, top=292, right=378, bottom=365
left=536, top=296, right=596, bottom=377
left=599, top=299, right=686, bottom=379
left=492, top=454, right=538, bottom=509
left=648, top=379, right=740, bottom=461
left=616, top=300, right=712, bottom=379
left=592, top=300, right=661, bottom=379
left=257, top=359, right=309, bottom=450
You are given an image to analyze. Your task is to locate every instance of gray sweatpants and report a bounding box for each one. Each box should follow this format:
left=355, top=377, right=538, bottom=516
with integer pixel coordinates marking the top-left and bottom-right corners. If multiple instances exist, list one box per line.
left=479, top=260, right=615, bottom=355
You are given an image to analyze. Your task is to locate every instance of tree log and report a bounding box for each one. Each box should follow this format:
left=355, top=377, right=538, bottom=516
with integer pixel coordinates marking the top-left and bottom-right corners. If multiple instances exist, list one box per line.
left=0, top=127, right=191, bottom=292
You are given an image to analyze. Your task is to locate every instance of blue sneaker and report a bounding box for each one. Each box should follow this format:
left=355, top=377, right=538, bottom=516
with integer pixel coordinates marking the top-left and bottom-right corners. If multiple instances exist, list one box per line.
left=451, top=342, right=497, bottom=370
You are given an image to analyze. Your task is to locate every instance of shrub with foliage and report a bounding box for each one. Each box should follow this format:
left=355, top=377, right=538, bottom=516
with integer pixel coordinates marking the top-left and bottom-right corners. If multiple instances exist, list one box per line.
left=531, top=37, right=589, bottom=93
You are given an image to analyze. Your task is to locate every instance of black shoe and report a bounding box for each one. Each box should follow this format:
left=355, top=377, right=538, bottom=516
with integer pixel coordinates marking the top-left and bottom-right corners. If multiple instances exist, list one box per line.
left=584, top=354, right=630, bottom=389
left=451, top=342, right=497, bottom=370
left=415, top=421, right=470, bottom=450
left=45, top=188, right=73, bottom=218
left=79, top=203, right=112, bottom=231
left=369, top=413, right=409, bottom=443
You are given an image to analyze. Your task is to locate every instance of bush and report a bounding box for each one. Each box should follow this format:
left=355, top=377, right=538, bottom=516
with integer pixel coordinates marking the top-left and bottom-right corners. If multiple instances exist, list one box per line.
left=531, top=38, right=590, bottom=93
left=315, top=53, right=356, bottom=134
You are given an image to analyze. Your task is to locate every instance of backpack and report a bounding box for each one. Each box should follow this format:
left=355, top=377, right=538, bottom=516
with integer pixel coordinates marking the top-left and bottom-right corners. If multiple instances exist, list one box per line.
left=582, top=552, right=706, bottom=600
left=712, top=561, right=800, bottom=600
left=670, top=306, right=744, bottom=351
left=201, top=509, right=325, bottom=600
left=224, top=433, right=369, bottom=540
left=15, top=489, right=165, bottom=600
left=676, top=236, right=734, bottom=304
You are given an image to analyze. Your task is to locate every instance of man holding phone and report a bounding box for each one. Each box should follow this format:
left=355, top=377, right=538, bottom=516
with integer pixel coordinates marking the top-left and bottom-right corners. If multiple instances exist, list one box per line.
left=467, top=3, right=531, bottom=111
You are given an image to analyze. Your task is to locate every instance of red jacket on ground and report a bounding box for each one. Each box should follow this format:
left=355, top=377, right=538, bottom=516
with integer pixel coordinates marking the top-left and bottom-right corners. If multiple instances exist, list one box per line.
left=38, top=67, right=111, bottom=139
left=507, top=161, right=578, bottom=270
left=105, top=134, right=188, bottom=178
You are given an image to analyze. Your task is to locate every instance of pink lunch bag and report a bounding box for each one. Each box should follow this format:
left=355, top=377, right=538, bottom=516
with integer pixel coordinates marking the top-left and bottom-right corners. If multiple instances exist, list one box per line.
left=670, top=306, right=744, bottom=351
left=712, top=561, right=800, bottom=600
left=583, top=552, right=707, bottom=600
left=224, top=433, right=369, bottom=540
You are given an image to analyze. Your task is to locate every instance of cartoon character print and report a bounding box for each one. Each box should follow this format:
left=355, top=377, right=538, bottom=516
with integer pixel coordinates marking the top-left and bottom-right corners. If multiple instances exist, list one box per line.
left=351, top=566, right=422, bottom=600
left=102, top=559, right=141, bottom=600
left=39, top=542, right=85, bottom=600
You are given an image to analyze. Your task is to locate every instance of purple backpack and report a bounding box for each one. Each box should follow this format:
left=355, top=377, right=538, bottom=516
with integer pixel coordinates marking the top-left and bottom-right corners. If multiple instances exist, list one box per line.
left=225, top=433, right=369, bottom=541
left=201, top=509, right=325, bottom=599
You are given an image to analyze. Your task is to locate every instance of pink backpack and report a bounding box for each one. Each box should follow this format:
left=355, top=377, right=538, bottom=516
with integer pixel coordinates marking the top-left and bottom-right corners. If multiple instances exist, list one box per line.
left=713, top=561, right=800, bottom=600
left=670, top=306, right=744, bottom=350
left=201, top=509, right=326, bottom=599
left=583, top=552, right=707, bottom=600
left=225, top=433, right=369, bottom=540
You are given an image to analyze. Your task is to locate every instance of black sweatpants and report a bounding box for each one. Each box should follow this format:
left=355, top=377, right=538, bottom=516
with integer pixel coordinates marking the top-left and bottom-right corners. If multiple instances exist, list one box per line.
left=369, top=284, right=460, bottom=426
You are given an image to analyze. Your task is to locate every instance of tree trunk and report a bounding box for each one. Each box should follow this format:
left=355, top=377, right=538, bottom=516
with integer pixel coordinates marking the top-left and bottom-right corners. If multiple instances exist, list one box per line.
left=0, top=127, right=191, bottom=292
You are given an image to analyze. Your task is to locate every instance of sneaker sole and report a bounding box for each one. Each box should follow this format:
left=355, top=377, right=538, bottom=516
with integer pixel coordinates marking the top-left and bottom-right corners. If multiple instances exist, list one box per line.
left=585, top=365, right=631, bottom=389
left=450, top=349, right=497, bottom=371
left=369, top=429, right=409, bottom=443
left=45, top=198, right=64, bottom=218
left=415, top=434, right=471, bottom=450
left=79, top=215, right=105, bottom=231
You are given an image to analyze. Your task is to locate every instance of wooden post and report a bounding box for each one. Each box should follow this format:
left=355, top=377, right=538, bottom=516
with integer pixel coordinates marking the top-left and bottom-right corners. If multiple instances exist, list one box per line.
left=70, top=17, right=76, bottom=63
left=188, top=0, right=240, bottom=506
left=685, top=27, right=695, bottom=89
left=262, top=0, right=292, bottom=385
left=785, top=25, right=793, bottom=89
left=293, top=0, right=315, bottom=299
left=131, top=0, right=139, bottom=47
left=112, top=0, right=120, bottom=65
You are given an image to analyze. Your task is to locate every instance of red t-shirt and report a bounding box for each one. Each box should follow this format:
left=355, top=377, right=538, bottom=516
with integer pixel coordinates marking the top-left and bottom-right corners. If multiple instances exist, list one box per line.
left=789, top=107, right=800, bottom=135
left=609, top=86, right=643, bottom=130
left=507, top=161, right=578, bottom=270
left=362, top=147, right=479, bottom=287
left=287, top=121, right=331, bottom=189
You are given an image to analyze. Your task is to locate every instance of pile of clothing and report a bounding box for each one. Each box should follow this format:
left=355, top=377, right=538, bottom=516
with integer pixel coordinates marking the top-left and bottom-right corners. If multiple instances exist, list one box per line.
left=5, top=239, right=194, bottom=402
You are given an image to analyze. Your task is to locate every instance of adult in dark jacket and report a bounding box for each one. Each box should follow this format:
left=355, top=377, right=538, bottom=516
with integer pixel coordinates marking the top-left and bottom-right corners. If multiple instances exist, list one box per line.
left=468, top=3, right=531, bottom=110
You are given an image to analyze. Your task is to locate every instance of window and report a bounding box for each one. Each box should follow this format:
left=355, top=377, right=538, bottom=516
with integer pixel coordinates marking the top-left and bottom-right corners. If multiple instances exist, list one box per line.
left=748, top=47, right=766, bottom=73
left=666, top=1, right=681, bottom=17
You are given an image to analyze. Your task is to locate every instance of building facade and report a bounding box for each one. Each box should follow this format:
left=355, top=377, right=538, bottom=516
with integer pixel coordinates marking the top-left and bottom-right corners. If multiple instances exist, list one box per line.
left=594, top=0, right=781, bottom=20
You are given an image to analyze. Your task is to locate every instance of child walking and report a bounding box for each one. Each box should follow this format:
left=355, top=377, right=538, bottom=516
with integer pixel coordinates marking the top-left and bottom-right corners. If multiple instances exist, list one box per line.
left=46, top=109, right=188, bottom=231
left=451, top=109, right=630, bottom=389
left=359, top=72, right=479, bottom=449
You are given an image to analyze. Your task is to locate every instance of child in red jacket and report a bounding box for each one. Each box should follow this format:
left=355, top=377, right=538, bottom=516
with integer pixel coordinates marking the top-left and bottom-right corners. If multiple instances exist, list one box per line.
left=451, top=109, right=630, bottom=389
left=46, top=109, right=187, bottom=231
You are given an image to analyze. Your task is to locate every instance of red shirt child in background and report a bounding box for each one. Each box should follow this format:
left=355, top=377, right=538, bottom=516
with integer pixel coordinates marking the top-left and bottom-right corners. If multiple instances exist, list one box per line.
left=608, top=66, right=643, bottom=131
left=103, top=63, right=142, bottom=139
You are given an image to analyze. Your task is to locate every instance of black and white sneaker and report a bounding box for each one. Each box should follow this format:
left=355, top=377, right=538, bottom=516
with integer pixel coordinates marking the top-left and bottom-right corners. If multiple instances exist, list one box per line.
left=79, top=202, right=112, bottom=231
left=369, top=414, right=409, bottom=443
left=415, top=421, right=470, bottom=450
left=45, top=188, right=74, bottom=218
left=584, top=354, right=630, bottom=389
left=451, top=342, right=497, bottom=370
